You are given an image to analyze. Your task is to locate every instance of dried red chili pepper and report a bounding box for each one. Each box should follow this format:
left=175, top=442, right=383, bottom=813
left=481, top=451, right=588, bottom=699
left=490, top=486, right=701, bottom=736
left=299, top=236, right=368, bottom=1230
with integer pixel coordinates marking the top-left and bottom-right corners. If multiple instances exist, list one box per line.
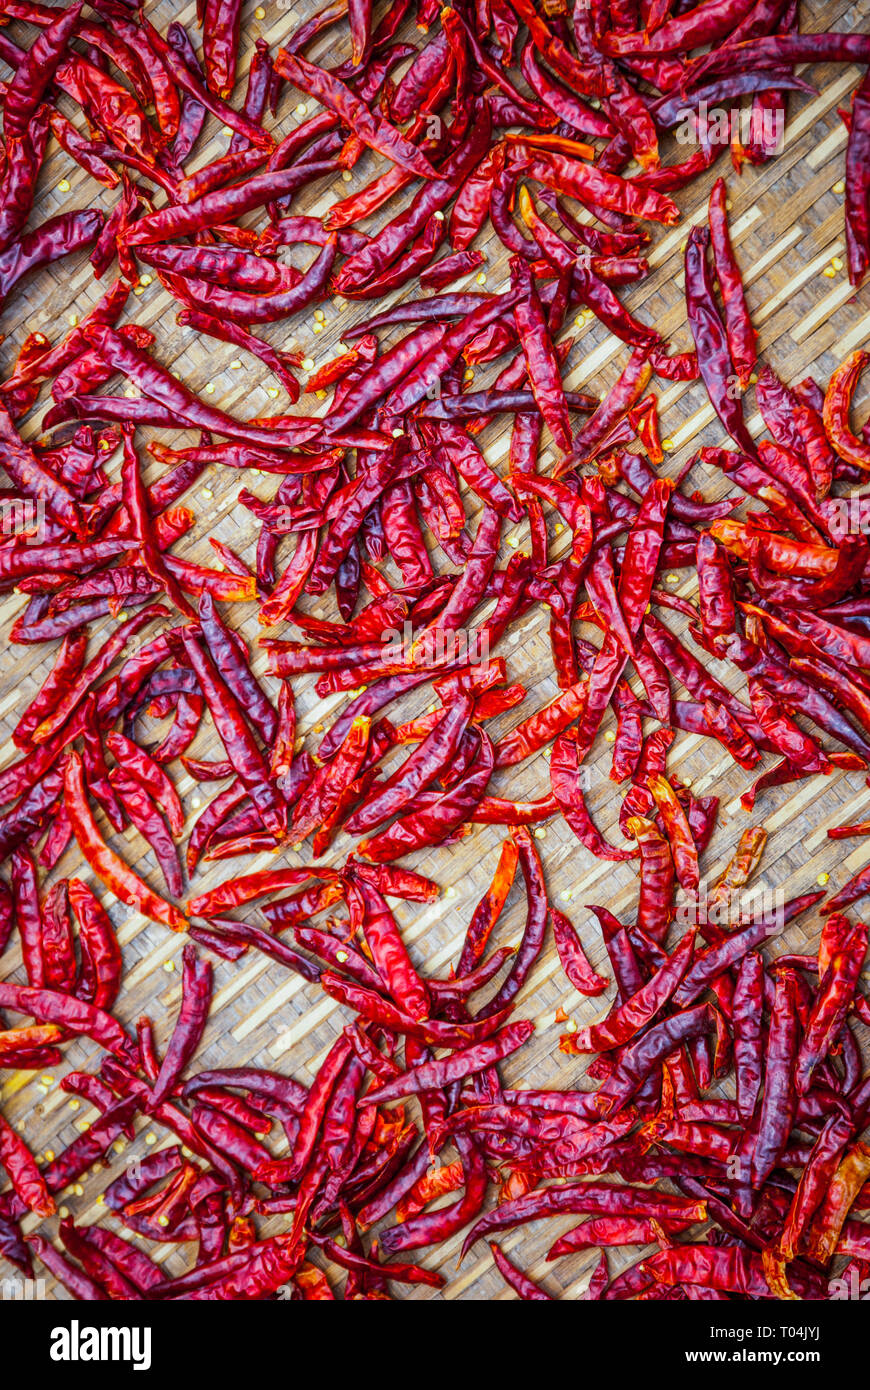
left=67, top=878, right=122, bottom=1013
left=64, top=752, right=187, bottom=932
left=707, top=178, right=757, bottom=388
left=823, top=351, right=870, bottom=472
left=275, top=51, right=438, bottom=182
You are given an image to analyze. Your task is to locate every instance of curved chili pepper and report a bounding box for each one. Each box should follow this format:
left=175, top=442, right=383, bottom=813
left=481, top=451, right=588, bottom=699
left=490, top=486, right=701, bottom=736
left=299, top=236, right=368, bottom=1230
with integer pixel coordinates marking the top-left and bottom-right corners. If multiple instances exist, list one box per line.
left=550, top=730, right=637, bottom=861
left=707, top=177, right=757, bottom=387
left=64, top=751, right=188, bottom=932
left=0, top=979, right=135, bottom=1063
left=275, top=51, right=437, bottom=181
left=550, top=907, right=610, bottom=997
left=179, top=627, right=285, bottom=838
left=4, top=3, right=83, bottom=144
left=65, top=878, right=122, bottom=1013
left=795, top=919, right=867, bottom=1095
left=685, top=225, right=758, bottom=458
left=358, top=729, right=494, bottom=862
left=823, top=351, right=870, bottom=471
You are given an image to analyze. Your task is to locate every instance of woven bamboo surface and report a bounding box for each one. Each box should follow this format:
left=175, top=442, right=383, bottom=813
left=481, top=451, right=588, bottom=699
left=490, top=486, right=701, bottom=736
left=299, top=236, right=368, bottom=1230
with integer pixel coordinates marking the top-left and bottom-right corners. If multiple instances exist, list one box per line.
left=0, top=0, right=869, bottom=1302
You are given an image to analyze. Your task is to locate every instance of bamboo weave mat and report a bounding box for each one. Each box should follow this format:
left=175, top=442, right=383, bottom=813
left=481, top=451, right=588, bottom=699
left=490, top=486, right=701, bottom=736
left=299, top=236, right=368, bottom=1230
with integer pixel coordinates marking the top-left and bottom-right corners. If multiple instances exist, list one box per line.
left=0, top=0, right=868, bottom=1301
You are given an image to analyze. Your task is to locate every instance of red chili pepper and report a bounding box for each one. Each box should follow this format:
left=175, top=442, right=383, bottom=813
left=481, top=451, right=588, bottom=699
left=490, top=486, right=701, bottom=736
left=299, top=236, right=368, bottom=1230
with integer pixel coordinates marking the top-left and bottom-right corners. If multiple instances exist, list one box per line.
left=569, top=933, right=694, bottom=1055
left=64, top=751, right=187, bottom=932
left=551, top=907, right=610, bottom=997
left=4, top=3, right=83, bottom=145
left=0, top=0, right=868, bottom=1306
left=65, top=878, right=122, bottom=1012
left=0, top=979, right=135, bottom=1063
left=275, top=51, right=438, bottom=182
left=845, top=68, right=870, bottom=287
left=684, top=225, right=757, bottom=458
left=489, top=1241, right=551, bottom=1299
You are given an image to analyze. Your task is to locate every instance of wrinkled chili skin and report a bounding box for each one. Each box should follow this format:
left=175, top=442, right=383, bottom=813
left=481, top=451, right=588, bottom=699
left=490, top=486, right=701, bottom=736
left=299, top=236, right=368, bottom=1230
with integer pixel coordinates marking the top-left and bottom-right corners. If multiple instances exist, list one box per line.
left=2, top=0, right=870, bottom=1308
left=685, top=226, right=757, bottom=458
left=845, top=69, right=870, bottom=287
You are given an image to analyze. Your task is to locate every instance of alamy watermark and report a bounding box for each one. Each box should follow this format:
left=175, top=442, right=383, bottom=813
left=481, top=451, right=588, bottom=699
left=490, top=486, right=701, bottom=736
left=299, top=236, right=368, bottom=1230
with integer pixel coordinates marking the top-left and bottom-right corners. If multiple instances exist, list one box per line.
left=381, top=619, right=490, bottom=667
left=0, top=1275, right=46, bottom=1300
left=824, top=495, right=870, bottom=540
left=829, top=1266, right=870, bottom=1300
left=675, top=101, right=784, bottom=154
left=50, top=1321, right=151, bottom=1370
left=674, top=879, right=786, bottom=932
left=0, top=496, right=46, bottom=542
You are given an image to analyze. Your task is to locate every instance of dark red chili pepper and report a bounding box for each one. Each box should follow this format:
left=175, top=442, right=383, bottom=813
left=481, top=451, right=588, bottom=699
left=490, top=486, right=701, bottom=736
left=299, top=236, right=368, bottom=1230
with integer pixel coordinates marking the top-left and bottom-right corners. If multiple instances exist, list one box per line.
left=550, top=907, right=610, bottom=997
left=67, top=878, right=122, bottom=1012
left=0, top=979, right=135, bottom=1063
left=4, top=3, right=83, bottom=144
left=64, top=751, right=188, bottom=932
left=845, top=68, right=870, bottom=288
left=551, top=730, right=637, bottom=862
left=684, top=225, right=757, bottom=458
left=276, top=51, right=438, bottom=182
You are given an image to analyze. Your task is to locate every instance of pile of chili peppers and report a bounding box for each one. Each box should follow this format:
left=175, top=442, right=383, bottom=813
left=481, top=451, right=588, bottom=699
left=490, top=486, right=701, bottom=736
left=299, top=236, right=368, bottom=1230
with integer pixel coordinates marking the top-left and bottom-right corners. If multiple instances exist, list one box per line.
left=0, top=0, right=867, bottom=1300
